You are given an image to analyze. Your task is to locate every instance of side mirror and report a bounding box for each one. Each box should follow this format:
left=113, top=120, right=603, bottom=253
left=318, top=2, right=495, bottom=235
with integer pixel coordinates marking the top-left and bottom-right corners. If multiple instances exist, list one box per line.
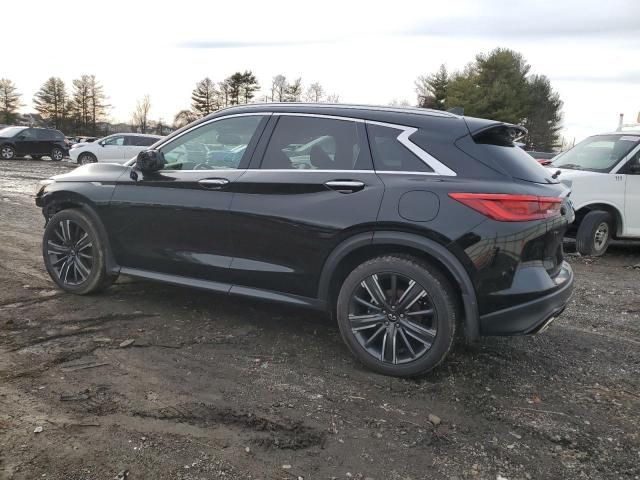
left=136, top=149, right=164, bottom=172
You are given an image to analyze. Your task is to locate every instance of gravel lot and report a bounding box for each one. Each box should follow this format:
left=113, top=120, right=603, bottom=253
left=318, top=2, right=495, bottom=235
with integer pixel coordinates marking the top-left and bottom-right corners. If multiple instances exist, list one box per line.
left=0, top=158, right=639, bottom=480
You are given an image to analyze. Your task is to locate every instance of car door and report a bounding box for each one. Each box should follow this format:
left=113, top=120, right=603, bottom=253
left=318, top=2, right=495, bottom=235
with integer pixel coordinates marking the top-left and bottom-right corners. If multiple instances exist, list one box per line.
left=622, top=147, right=640, bottom=235
left=123, top=136, right=147, bottom=162
left=15, top=128, right=38, bottom=156
left=105, top=114, right=269, bottom=287
left=227, top=114, right=385, bottom=300
left=99, top=135, right=127, bottom=162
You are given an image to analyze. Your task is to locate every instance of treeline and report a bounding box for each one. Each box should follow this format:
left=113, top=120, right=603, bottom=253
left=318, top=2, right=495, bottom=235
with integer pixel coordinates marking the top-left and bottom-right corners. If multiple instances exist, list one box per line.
left=0, top=48, right=564, bottom=149
left=172, top=73, right=339, bottom=128
left=0, top=75, right=108, bottom=135
left=414, top=48, right=563, bottom=151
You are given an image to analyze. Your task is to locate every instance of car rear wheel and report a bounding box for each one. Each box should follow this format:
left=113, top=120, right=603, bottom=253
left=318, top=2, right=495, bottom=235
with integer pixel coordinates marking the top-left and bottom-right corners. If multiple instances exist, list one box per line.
left=50, top=147, right=64, bottom=161
left=78, top=152, right=97, bottom=165
left=336, top=255, right=457, bottom=377
left=576, top=210, right=612, bottom=256
left=42, top=209, right=117, bottom=294
left=1, top=145, right=16, bottom=159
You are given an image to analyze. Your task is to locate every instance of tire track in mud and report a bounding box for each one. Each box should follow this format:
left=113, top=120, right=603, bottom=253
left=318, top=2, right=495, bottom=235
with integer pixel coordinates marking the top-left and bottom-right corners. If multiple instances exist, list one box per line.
left=134, top=403, right=326, bottom=450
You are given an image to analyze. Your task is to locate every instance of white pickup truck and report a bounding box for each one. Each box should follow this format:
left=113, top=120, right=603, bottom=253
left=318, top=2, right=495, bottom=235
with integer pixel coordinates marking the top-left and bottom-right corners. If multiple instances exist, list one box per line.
left=550, top=131, right=640, bottom=256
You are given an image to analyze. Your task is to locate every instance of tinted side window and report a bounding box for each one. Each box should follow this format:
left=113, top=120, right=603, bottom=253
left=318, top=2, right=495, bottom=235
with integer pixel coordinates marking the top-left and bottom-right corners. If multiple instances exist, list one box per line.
left=139, top=136, right=158, bottom=146
left=367, top=124, right=433, bottom=172
left=34, top=129, right=51, bottom=140
left=159, top=115, right=265, bottom=170
left=20, top=129, right=37, bottom=140
left=261, top=116, right=370, bottom=170
left=104, top=136, right=125, bottom=146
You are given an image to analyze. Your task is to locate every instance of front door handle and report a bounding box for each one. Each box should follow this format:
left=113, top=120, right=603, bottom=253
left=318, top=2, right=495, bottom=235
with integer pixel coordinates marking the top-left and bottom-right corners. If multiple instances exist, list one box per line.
left=198, top=178, right=230, bottom=189
left=324, top=180, right=365, bottom=194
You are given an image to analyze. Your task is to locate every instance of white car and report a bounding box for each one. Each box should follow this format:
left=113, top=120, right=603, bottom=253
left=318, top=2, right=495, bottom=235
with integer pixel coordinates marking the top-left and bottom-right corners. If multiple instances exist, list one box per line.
left=550, top=131, right=640, bottom=255
left=69, top=133, right=162, bottom=165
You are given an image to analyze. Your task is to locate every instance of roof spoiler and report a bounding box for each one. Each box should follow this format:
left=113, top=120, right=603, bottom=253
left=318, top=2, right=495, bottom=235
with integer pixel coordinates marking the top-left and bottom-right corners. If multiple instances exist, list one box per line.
left=470, top=123, right=528, bottom=146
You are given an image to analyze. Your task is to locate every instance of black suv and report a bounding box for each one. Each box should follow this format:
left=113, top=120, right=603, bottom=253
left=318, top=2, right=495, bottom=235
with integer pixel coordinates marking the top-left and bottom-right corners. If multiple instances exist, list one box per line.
left=35, top=104, right=574, bottom=377
left=0, top=126, right=67, bottom=161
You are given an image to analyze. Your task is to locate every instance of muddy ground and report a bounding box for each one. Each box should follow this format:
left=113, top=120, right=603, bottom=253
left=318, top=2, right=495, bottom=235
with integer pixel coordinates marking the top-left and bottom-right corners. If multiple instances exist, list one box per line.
left=0, top=158, right=638, bottom=480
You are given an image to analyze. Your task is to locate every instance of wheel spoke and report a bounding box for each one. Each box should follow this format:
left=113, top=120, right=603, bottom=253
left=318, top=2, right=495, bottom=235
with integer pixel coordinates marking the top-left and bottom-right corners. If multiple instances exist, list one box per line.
left=391, top=326, right=398, bottom=364
left=380, top=329, right=388, bottom=362
left=349, top=313, right=385, bottom=331
left=47, top=240, right=69, bottom=255
left=59, top=258, right=73, bottom=284
left=362, top=275, right=390, bottom=308
left=405, top=308, right=433, bottom=318
left=389, top=274, right=398, bottom=304
left=353, top=295, right=382, bottom=311
left=75, top=257, right=91, bottom=278
left=400, top=319, right=435, bottom=346
left=398, top=327, right=416, bottom=358
left=364, top=324, right=386, bottom=347
left=396, top=281, right=426, bottom=311
left=76, top=233, right=92, bottom=251
left=60, top=220, right=72, bottom=243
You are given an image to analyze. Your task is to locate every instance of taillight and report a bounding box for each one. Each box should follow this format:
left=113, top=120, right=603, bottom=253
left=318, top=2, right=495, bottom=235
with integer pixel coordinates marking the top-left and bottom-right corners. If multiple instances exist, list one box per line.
left=449, top=193, right=562, bottom=222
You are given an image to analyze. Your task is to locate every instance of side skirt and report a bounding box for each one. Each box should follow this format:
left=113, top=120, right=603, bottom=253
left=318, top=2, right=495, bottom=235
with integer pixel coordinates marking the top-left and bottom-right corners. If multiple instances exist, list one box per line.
left=119, top=267, right=327, bottom=311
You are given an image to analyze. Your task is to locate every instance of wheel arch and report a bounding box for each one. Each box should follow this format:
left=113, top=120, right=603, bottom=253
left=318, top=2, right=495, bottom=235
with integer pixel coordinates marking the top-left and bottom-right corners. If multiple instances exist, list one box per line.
left=317, top=231, right=479, bottom=340
left=40, top=191, right=119, bottom=274
left=574, top=202, right=623, bottom=237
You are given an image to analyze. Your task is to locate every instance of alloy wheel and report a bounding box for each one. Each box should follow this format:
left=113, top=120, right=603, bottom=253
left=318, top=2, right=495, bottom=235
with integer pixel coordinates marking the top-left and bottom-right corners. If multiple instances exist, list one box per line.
left=348, top=272, right=437, bottom=365
left=52, top=149, right=64, bottom=161
left=1, top=146, right=15, bottom=159
left=79, top=154, right=96, bottom=165
left=46, top=219, right=93, bottom=285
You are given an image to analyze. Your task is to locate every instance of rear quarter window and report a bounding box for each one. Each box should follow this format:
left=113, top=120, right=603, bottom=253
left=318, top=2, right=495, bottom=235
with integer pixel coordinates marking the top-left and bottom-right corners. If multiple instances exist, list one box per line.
left=456, top=126, right=557, bottom=184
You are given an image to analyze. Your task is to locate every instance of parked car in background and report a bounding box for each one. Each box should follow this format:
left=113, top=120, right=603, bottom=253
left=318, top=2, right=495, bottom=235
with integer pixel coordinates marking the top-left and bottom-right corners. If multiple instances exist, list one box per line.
left=550, top=131, right=640, bottom=255
left=69, top=133, right=161, bottom=164
left=0, top=126, right=67, bottom=161
left=36, top=104, right=574, bottom=377
left=526, top=151, right=556, bottom=165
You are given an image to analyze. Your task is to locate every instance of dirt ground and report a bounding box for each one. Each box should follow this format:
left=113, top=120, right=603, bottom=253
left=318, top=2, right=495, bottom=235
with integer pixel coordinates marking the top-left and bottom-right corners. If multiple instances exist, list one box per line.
left=0, top=158, right=638, bottom=480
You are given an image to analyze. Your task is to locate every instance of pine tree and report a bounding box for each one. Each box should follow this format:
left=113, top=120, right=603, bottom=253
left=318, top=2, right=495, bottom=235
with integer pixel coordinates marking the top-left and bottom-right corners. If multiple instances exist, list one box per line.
left=240, top=71, right=259, bottom=104
left=523, top=75, right=563, bottom=151
left=70, top=75, right=92, bottom=134
left=0, top=78, right=22, bottom=124
left=33, top=77, right=68, bottom=129
left=88, top=75, right=108, bottom=135
left=415, top=64, right=448, bottom=110
left=191, top=78, right=219, bottom=116
left=284, top=77, right=303, bottom=102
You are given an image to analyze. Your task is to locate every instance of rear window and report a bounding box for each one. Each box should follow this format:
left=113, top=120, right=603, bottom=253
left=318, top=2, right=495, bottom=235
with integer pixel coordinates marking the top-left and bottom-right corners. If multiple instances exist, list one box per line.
left=457, top=125, right=557, bottom=184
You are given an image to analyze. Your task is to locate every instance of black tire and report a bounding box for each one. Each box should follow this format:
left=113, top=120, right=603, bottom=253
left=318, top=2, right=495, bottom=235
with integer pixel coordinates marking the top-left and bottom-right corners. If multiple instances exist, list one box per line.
left=1, top=144, right=16, bottom=160
left=50, top=147, right=64, bottom=161
left=42, top=208, right=117, bottom=294
left=576, top=210, right=612, bottom=256
left=336, top=255, right=457, bottom=377
left=78, top=152, right=97, bottom=165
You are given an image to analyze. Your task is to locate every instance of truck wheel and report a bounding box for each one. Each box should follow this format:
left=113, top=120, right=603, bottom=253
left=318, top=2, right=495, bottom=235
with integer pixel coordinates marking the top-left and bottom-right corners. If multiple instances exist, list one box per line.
left=576, top=210, right=612, bottom=256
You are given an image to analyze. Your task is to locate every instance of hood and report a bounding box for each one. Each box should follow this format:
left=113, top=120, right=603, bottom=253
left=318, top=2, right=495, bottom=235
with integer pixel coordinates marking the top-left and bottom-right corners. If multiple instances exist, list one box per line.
left=70, top=142, right=89, bottom=149
left=52, top=162, right=129, bottom=183
left=548, top=168, right=606, bottom=180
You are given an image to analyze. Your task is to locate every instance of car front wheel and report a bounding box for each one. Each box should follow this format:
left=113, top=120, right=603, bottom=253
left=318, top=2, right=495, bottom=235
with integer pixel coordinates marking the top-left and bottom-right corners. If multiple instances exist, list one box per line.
left=336, top=255, right=457, bottom=377
left=1, top=145, right=16, bottom=159
left=576, top=210, right=612, bottom=256
left=42, top=209, right=117, bottom=294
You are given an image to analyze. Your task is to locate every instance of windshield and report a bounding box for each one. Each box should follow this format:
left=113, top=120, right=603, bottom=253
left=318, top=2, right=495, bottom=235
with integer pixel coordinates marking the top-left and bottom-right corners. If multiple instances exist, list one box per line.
left=0, top=126, right=27, bottom=137
left=553, top=134, right=640, bottom=172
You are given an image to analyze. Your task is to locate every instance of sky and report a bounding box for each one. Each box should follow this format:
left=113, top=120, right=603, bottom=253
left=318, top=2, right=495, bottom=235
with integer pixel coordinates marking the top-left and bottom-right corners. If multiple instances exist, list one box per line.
left=3, top=0, right=639, bottom=143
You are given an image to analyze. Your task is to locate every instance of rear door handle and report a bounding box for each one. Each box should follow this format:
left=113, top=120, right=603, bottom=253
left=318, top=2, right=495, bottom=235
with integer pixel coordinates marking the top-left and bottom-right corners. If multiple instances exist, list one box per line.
left=324, top=180, right=365, bottom=194
left=198, top=178, right=230, bottom=189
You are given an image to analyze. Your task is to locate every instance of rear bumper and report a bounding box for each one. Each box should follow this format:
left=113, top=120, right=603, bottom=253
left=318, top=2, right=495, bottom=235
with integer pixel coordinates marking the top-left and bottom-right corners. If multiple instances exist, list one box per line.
left=479, top=261, right=573, bottom=335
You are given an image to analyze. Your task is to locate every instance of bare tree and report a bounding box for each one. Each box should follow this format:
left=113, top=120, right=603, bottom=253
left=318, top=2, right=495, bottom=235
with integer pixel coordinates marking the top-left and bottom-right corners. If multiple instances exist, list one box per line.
left=325, top=93, right=340, bottom=103
left=271, top=75, right=287, bottom=102
left=132, top=95, right=151, bottom=133
left=304, top=82, right=325, bottom=102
